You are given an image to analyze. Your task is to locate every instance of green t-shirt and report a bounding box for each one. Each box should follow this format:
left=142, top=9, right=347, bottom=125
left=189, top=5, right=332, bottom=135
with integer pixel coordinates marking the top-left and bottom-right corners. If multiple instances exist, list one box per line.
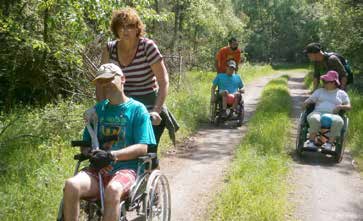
left=83, top=98, right=156, bottom=173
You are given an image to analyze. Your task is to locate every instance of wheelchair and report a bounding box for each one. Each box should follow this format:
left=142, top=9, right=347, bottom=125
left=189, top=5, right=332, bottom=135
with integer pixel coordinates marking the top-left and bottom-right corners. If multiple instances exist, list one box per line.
left=295, top=104, right=349, bottom=163
left=210, top=89, right=245, bottom=127
left=56, top=137, right=171, bottom=221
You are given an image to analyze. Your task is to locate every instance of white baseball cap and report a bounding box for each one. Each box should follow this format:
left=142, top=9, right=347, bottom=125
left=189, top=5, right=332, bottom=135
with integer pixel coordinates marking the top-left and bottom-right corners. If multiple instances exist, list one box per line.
left=93, top=63, right=123, bottom=82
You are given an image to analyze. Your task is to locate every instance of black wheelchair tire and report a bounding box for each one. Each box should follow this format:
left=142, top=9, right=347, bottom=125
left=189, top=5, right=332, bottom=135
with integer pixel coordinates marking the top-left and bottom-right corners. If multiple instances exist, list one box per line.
left=334, top=117, right=348, bottom=163
left=295, top=114, right=306, bottom=157
left=334, top=133, right=345, bottom=163
left=56, top=199, right=64, bottom=221
left=215, top=116, right=222, bottom=126
left=236, top=106, right=245, bottom=127
left=210, top=103, right=216, bottom=124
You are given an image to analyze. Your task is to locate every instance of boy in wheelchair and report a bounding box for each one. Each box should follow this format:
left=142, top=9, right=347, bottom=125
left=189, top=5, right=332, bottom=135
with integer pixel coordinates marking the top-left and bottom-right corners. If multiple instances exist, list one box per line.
left=62, top=63, right=156, bottom=221
left=211, top=60, right=245, bottom=119
left=303, top=70, right=351, bottom=151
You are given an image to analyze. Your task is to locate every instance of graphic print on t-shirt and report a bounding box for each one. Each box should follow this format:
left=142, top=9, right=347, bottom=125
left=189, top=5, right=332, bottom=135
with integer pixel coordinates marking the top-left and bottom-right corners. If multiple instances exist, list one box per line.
left=99, top=114, right=127, bottom=149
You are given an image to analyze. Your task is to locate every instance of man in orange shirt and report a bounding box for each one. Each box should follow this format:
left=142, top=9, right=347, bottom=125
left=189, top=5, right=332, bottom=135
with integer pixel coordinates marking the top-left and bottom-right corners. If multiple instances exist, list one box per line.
left=215, top=37, right=243, bottom=73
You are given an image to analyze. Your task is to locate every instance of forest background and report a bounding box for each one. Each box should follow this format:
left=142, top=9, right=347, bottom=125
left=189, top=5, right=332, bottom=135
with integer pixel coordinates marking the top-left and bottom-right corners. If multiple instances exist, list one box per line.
left=1, top=0, right=362, bottom=110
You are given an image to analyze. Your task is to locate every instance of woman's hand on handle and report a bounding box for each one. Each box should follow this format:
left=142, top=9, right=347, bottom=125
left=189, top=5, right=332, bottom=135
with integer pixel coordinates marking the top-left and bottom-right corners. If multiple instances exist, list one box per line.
left=150, top=112, right=162, bottom=126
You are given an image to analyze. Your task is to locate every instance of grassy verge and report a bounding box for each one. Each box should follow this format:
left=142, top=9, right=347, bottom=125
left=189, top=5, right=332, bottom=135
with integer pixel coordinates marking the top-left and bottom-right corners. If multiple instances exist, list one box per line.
left=0, top=101, right=90, bottom=221
left=346, top=89, right=363, bottom=171
left=209, top=76, right=292, bottom=221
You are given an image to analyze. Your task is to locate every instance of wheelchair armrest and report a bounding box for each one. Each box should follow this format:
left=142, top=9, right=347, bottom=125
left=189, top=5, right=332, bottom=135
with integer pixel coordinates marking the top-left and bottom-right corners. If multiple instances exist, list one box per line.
left=73, top=153, right=90, bottom=162
left=137, top=153, right=157, bottom=162
left=305, top=103, right=315, bottom=114
left=338, top=110, right=346, bottom=116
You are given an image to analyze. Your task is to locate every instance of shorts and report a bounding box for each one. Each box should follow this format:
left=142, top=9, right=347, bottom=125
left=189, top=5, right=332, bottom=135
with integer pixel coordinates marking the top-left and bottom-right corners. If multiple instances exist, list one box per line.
left=83, top=168, right=136, bottom=198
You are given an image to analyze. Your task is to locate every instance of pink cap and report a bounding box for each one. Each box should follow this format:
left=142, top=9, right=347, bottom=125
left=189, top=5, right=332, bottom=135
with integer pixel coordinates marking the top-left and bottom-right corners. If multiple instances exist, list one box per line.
left=320, top=70, right=340, bottom=86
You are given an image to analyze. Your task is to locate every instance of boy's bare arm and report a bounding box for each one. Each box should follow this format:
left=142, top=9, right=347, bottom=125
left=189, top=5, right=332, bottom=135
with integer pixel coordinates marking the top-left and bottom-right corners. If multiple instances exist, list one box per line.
left=111, top=144, right=148, bottom=161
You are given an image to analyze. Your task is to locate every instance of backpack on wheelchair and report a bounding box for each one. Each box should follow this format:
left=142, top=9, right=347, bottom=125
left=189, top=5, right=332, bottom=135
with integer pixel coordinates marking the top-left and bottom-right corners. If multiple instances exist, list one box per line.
left=210, top=89, right=245, bottom=127
left=295, top=104, right=349, bottom=163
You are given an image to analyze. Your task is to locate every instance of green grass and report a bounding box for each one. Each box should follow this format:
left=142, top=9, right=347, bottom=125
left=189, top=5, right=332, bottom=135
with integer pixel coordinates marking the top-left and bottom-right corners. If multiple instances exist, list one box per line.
left=209, top=76, right=292, bottom=221
left=346, top=89, right=363, bottom=172
left=0, top=101, right=90, bottom=221
left=239, top=62, right=275, bottom=83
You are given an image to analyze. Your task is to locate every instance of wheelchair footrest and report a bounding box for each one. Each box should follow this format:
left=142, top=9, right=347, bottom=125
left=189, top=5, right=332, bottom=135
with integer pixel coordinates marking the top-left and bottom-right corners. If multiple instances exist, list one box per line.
left=302, top=147, right=319, bottom=152
left=321, top=149, right=337, bottom=155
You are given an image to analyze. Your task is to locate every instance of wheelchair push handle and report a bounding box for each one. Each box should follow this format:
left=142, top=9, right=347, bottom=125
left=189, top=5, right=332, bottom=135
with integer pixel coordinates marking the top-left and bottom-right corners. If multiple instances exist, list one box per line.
left=71, top=135, right=119, bottom=147
left=73, top=153, right=90, bottom=161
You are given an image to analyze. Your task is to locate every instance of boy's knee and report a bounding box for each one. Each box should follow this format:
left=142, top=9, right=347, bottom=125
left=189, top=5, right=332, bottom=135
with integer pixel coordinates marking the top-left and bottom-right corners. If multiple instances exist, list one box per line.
left=105, top=182, right=123, bottom=204
left=64, top=178, right=81, bottom=196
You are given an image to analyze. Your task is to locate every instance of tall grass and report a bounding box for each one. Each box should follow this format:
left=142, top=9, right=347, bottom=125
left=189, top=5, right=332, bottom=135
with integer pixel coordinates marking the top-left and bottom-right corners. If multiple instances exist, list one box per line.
left=0, top=64, right=277, bottom=220
left=346, top=89, right=363, bottom=171
left=0, top=101, right=90, bottom=221
left=209, top=76, right=292, bottom=221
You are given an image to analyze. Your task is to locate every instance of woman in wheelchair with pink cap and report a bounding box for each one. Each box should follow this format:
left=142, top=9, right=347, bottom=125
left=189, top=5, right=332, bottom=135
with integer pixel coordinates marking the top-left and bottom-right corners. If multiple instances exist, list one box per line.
left=303, top=70, right=351, bottom=150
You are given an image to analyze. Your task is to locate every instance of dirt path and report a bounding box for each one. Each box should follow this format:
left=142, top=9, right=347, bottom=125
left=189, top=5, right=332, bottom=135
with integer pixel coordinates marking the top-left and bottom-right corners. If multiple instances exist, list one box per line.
left=287, top=73, right=363, bottom=221
left=158, top=74, right=283, bottom=221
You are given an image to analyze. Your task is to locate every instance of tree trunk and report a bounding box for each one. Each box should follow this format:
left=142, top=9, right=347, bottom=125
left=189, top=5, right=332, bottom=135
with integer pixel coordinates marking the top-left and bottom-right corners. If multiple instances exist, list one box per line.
left=171, top=0, right=180, bottom=53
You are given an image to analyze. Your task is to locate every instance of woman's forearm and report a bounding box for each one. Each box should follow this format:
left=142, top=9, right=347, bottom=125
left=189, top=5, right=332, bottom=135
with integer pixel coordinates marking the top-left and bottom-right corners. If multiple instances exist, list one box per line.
left=152, top=60, right=169, bottom=113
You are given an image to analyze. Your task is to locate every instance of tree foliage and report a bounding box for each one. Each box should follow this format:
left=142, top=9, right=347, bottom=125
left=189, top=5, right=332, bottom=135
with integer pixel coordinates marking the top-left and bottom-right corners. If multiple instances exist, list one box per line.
left=0, top=0, right=361, bottom=110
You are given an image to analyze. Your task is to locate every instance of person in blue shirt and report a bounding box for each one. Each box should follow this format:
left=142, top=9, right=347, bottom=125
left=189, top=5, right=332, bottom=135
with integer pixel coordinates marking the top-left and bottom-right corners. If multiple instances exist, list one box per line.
left=62, top=63, right=156, bottom=221
left=211, top=60, right=245, bottom=118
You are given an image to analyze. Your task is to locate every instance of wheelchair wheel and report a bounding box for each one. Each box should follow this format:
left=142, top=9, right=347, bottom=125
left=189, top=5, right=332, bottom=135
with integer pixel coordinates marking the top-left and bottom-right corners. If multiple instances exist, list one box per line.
left=129, top=173, right=148, bottom=207
left=56, top=199, right=64, bottom=221
left=145, top=170, right=171, bottom=221
left=334, top=118, right=348, bottom=163
left=210, top=102, right=216, bottom=124
left=236, top=105, right=245, bottom=127
left=296, top=113, right=307, bottom=157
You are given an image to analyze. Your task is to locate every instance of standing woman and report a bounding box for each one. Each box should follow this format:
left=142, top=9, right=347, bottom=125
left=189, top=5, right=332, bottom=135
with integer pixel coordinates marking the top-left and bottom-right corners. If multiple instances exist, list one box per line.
left=98, top=8, right=174, bottom=157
